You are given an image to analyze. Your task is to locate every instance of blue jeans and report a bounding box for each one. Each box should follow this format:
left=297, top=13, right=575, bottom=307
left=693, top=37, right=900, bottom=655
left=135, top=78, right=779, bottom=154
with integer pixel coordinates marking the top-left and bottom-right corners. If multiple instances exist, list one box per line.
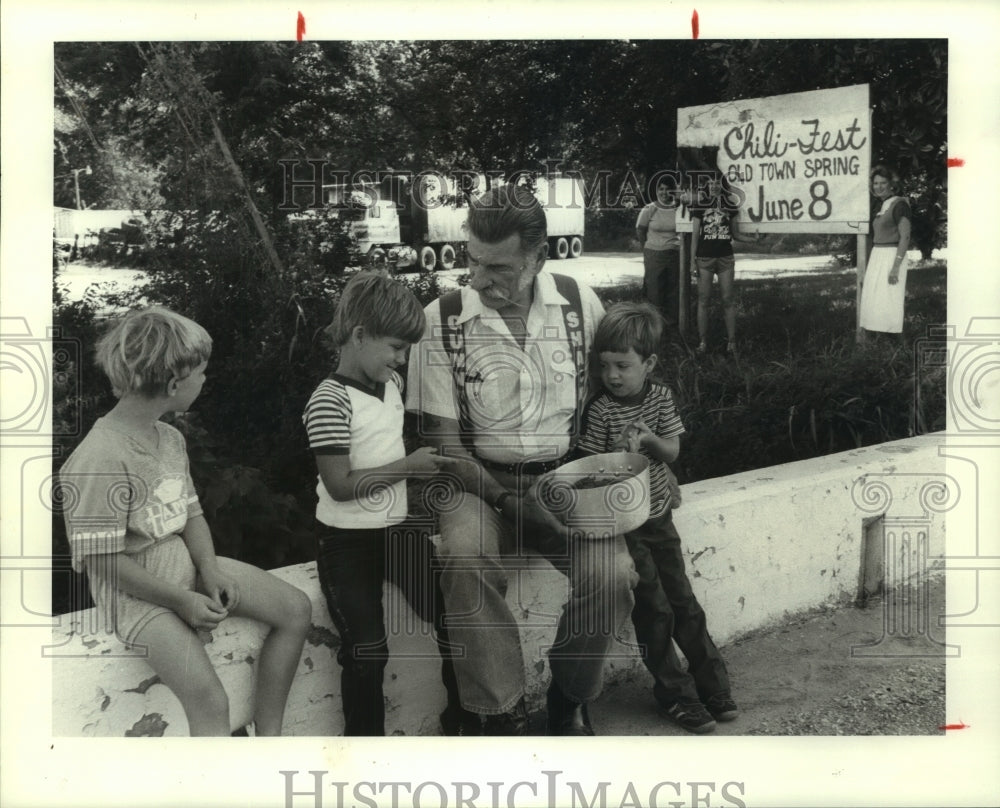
left=436, top=488, right=637, bottom=715
left=625, top=509, right=730, bottom=704
left=315, top=520, right=460, bottom=735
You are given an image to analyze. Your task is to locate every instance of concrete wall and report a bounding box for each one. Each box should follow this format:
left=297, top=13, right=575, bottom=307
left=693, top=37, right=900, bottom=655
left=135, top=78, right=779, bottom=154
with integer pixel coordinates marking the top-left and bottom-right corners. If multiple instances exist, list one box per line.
left=51, top=434, right=948, bottom=737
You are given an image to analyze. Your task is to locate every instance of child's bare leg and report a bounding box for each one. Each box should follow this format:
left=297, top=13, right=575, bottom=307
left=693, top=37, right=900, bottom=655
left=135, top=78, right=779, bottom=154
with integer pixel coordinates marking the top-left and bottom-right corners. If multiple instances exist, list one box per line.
left=132, top=611, right=231, bottom=736
left=717, top=268, right=736, bottom=343
left=217, top=558, right=312, bottom=736
left=696, top=268, right=713, bottom=345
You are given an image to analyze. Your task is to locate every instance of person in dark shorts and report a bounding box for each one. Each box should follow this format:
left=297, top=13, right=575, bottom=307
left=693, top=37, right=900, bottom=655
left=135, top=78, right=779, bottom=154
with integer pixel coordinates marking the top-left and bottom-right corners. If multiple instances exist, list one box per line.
left=690, top=174, right=762, bottom=356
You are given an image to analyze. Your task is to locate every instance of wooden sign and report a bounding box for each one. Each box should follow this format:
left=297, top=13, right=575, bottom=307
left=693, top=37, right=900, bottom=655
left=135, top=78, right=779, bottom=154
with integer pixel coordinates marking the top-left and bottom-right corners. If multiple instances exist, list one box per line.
left=677, top=84, right=872, bottom=233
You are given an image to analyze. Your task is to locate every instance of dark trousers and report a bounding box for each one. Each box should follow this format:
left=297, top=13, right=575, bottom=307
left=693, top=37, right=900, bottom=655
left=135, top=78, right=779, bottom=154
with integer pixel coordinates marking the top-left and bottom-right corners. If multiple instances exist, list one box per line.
left=643, top=248, right=682, bottom=329
left=315, top=520, right=459, bottom=735
left=625, top=510, right=730, bottom=705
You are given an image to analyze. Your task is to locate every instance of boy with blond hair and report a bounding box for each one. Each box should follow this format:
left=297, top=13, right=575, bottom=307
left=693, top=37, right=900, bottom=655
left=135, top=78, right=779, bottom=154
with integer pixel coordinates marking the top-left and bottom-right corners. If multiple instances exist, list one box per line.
left=60, top=306, right=312, bottom=736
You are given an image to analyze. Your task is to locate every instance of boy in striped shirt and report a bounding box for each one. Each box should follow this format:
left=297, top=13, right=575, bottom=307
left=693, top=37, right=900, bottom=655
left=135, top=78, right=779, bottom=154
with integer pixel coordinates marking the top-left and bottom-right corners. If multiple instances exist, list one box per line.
left=302, top=271, right=463, bottom=735
left=577, top=302, right=736, bottom=734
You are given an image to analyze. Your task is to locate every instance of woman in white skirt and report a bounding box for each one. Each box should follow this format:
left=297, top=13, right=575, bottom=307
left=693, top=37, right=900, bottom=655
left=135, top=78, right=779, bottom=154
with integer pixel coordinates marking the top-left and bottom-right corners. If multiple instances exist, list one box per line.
left=858, top=165, right=913, bottom=343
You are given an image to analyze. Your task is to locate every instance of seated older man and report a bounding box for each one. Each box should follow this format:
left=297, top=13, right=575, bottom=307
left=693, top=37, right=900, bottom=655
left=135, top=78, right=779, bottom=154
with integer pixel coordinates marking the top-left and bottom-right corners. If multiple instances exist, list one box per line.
left=406, top=183, right=637, bottom=736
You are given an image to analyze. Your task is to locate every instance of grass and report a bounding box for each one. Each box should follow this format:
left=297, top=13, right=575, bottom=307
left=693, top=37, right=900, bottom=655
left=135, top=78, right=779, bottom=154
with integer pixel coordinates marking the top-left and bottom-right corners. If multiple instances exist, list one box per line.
left=591, top=262, right=947, bottom=483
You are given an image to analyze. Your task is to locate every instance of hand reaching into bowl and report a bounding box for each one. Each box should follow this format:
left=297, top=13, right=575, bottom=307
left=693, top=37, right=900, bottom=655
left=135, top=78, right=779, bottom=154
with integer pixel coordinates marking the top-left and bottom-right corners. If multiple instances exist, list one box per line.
left=534, top=452, right=652, bottom=538
left=611, top=419, right=652, bottom=453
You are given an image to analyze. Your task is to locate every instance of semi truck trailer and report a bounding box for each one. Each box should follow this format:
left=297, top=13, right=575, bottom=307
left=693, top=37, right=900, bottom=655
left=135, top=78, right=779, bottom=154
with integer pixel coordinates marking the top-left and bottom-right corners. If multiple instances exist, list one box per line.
left=324, top=173, right=585, bottom=272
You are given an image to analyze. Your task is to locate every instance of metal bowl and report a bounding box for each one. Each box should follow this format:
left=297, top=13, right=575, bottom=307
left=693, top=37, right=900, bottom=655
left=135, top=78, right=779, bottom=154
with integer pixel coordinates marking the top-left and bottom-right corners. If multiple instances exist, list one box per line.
left=537, top=452, right=650, bottom=538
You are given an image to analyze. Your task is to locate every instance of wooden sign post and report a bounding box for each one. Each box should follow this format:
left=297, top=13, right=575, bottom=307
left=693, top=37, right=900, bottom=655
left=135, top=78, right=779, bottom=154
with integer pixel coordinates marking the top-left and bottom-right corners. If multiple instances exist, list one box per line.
left=856, top=232, right=869, bottom=338
left=679, top=235, right=688, bottom=334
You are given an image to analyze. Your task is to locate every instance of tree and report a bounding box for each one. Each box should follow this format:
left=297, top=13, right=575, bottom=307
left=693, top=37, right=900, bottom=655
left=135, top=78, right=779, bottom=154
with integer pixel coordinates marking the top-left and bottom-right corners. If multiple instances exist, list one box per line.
left=56, top=39, right=948, bottom=239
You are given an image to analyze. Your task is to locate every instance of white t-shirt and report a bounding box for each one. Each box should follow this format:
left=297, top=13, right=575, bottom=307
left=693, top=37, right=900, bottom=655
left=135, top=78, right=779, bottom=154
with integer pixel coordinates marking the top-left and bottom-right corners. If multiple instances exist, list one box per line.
left=303, top=372, right=408, bottom=528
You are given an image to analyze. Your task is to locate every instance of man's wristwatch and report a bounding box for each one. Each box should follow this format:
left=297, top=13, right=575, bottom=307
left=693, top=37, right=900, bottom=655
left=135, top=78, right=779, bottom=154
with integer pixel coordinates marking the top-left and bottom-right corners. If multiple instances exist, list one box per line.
left=492, top=491, right=512, bottom=517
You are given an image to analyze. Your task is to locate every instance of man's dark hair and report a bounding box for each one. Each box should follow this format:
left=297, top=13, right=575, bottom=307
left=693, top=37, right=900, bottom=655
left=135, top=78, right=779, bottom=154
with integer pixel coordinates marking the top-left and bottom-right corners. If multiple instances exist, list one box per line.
left=466, top=183, right=548, bottom=253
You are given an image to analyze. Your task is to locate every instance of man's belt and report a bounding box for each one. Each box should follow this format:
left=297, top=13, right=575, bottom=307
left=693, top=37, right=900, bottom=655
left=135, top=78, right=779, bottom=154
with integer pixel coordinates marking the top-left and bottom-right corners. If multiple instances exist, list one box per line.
left=475, top=454, right=568, bottom=476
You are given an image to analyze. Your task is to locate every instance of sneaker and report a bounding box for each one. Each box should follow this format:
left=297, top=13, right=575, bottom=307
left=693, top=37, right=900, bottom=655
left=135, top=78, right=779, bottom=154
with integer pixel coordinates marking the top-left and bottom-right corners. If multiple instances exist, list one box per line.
left=660, top=698, right=717, bottom=734
left=704, top=692, right=739, bottom=722
left=440, top=703, right=483, bottom=736
left=483, top=697, right=528, bottom=736
left=696, top=341, right=708, bottom=355
left=726, top=341, right=738, bottom=357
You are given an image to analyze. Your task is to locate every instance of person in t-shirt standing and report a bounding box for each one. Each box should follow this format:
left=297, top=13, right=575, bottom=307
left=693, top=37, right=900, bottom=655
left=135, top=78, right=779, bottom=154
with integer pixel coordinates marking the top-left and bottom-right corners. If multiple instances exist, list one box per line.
left=690, top=174, right=761, bottom=356
left=636, top=179, right=682, bottom=331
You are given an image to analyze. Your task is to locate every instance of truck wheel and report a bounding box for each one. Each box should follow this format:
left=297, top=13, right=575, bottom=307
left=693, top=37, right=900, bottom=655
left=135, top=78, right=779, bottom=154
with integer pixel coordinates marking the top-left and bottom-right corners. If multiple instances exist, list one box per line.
left=438, top=243, right=456, bottom=271
left=419, top=245, right=437, bottom=272
left=554, top=237, right=570, bottom=260
left=569, top=236, right=583, bottom=258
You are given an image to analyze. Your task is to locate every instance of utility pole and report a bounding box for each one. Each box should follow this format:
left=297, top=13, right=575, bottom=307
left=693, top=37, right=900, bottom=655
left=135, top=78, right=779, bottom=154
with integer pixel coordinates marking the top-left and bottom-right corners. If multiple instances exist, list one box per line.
left=72, top=165, right=91, bottom=210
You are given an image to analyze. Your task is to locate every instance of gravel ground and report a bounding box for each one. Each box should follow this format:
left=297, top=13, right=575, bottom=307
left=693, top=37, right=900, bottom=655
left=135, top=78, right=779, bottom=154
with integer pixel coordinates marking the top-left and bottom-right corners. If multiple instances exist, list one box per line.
left=746, top=661, right=946, bottom=736
left=582, top=576, right=948, bottom=737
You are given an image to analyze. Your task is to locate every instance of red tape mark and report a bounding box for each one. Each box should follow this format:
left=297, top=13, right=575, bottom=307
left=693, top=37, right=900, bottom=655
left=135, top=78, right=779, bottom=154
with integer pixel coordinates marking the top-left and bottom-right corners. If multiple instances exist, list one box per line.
left=939, top=720, right=970, bottom=730
left=297, top=11, right=306, bottom=42
left=692, top=9, right=699, bottom=39
left=947, top=158, right=965, bottom=168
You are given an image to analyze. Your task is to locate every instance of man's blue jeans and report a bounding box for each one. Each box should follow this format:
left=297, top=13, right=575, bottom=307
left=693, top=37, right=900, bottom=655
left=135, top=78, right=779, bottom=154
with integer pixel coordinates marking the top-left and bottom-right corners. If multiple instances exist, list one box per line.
left=436, top=488, right=637, bottom=715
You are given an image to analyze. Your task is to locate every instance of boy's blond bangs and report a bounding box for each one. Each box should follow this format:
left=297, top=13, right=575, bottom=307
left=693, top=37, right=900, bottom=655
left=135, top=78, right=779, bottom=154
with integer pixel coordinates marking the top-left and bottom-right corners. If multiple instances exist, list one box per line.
left=96, top=306, right=212, bottom=398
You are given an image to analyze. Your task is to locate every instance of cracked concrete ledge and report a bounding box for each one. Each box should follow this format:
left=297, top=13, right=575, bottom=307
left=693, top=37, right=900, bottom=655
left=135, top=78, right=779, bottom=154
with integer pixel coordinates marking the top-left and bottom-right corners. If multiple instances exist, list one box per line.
left=51, top=435, right=946, bottom=736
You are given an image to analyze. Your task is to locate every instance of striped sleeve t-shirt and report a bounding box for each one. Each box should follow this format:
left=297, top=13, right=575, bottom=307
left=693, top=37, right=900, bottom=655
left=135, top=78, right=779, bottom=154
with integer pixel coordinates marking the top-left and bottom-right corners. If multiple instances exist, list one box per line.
left=578, top=381, right=685, bottom=519
left=303, top=371, right=409, bottom=529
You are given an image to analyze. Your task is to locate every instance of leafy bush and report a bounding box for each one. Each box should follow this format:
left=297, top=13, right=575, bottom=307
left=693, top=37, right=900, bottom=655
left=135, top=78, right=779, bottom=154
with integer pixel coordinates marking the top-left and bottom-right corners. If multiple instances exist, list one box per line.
left=763, top=233, right=850, bottom=258
left=584, top=206, right=638, bottom=252
left=51, top=278, right=118, bottom=615
left=641, top=264, right=947, bottom=482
